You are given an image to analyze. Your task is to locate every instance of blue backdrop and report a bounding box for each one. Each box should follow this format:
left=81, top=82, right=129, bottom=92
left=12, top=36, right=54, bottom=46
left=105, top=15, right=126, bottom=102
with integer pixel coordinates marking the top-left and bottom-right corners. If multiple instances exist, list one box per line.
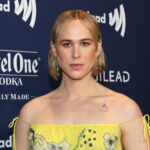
left=0, top=0, right=149, bottom=149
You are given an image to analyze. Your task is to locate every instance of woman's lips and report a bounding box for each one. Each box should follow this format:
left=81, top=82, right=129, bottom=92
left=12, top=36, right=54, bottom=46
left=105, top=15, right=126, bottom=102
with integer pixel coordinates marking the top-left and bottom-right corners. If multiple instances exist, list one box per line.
left=70, top=64, right=84, bottom=70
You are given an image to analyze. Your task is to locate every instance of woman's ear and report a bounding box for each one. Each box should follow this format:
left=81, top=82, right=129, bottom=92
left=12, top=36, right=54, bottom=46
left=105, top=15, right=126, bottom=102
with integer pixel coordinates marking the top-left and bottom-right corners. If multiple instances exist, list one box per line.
left=50, top=41, right=57, bottom=57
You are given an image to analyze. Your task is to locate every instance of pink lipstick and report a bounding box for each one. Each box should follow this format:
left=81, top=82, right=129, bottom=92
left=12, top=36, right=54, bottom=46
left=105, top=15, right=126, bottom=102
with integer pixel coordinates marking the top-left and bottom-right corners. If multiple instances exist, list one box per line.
left=70, top=64, right=83, bottom=70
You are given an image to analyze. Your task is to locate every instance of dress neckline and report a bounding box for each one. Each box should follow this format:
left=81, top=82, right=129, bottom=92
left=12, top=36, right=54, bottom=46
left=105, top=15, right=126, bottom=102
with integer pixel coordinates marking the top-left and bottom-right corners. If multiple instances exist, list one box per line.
left=31, top=123, right=120, bottom=126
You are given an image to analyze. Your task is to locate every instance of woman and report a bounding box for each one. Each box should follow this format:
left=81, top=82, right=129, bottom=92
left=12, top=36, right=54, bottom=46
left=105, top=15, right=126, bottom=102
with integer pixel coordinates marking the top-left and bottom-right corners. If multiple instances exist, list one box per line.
left=10, top=10, right=150, bottom=150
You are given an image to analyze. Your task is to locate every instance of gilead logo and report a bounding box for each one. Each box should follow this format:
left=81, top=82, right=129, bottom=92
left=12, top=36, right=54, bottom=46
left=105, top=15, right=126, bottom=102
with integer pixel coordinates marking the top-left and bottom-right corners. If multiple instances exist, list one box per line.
left=0, top=0, right=37, bottom=28
left=0, top=136, right=12, bottom=148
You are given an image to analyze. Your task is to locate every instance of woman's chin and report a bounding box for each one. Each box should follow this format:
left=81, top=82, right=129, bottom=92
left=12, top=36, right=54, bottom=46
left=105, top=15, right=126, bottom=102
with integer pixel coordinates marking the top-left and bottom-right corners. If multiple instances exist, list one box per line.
left=63, top=71, right=92, bottom=80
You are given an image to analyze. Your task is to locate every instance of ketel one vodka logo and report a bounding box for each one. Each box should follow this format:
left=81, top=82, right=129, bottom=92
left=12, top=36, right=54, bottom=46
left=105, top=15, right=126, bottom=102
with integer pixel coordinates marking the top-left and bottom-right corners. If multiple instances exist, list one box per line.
left=0, top=0, right=37, bottom=28
left=0, top=51, right=39, bottom=76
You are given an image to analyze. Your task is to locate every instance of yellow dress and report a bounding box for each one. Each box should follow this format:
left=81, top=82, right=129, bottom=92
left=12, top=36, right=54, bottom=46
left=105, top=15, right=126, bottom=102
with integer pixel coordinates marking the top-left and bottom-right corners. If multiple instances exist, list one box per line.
left=9, top=114, right=150, bottom=150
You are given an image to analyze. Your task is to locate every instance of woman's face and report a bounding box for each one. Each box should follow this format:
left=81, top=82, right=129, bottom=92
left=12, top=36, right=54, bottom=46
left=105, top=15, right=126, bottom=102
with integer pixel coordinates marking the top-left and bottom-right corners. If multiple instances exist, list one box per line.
left=52, top=19, right=101, bottom=80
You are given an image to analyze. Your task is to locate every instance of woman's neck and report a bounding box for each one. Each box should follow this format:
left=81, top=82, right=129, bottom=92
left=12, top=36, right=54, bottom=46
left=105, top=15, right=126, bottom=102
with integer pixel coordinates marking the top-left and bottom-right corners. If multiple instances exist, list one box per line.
left=54, top=73, right=107, bottom=100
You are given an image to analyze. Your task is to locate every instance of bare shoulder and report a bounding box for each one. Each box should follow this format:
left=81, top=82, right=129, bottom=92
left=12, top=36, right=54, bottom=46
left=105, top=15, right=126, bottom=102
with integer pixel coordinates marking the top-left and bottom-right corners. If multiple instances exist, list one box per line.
left=19, top=92, right=52, bottom=123
left=109, top=90, right=143, bottom=121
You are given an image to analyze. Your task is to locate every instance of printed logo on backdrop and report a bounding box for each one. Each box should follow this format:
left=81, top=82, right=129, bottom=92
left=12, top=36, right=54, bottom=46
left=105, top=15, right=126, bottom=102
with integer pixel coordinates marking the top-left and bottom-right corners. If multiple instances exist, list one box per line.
left=0, top=0, right=37, bottom=28
left=0, top=135, right=12, bottom=149
left=88, top=3, right=129, bottom=82
left=0, top=49, right=41, bottom=101
left=87, top=4, right=126, bottom=37
left=95, top=70, right=130, bottom=83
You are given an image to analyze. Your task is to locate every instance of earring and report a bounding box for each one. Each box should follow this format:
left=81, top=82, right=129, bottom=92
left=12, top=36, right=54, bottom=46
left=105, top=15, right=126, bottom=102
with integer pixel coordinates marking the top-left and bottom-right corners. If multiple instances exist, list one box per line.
left=56, top=64, right=60, bottom=72
left=55, top=58, right=60, bottom=72
left=95, top=55, right=99, bottom=70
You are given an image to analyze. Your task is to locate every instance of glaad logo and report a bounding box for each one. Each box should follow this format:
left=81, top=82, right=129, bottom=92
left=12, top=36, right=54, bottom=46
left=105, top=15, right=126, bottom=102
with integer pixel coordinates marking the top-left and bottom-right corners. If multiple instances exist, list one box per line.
left=0, top=0, right=37, bottom=28
left=14, top=0, right=37, bottom=28
left=109, top=4, right=126, bottom=37
left=0, top=136, right=12, bottom=148
left=0, top=0, right=10, bottom=12
left=87, top=4, right=126, bottom=37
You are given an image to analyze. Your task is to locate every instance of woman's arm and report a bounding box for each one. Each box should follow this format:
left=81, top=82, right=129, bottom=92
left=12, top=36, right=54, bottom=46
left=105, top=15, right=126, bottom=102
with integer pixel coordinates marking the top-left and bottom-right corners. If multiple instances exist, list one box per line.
left=119, top=99, right=150, bottom=150
left=14, top=117, right=30, bottom=150
left=121, top=117, right=149, bottom=150
left=14, top=102, right=34, bottom=150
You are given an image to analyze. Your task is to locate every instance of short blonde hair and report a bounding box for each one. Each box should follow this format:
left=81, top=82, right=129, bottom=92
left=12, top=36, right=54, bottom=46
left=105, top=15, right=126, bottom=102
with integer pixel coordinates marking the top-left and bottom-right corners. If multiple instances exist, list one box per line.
left=48, top=10, right=106, bottom=80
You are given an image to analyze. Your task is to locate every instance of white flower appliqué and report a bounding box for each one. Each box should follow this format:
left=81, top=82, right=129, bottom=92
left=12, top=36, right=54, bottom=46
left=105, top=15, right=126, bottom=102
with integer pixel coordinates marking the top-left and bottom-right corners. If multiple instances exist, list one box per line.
left=103, top=133, right=118, bottom=150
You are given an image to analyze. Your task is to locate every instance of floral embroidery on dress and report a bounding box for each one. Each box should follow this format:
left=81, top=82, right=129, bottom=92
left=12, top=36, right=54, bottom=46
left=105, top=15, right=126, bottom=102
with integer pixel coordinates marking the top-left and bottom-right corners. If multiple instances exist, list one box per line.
left=73, top=128, right=98, bottom=150
left=28, top=128, right=120, bottom=150
left=103, top=133, right=118, bottom=150
left=28, top=128, right=70, bottom=150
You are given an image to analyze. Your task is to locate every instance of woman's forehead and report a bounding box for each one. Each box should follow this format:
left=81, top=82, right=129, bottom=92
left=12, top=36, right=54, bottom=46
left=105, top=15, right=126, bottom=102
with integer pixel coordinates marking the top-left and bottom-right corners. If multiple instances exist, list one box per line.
left=57, top=20, right=93, bottom=41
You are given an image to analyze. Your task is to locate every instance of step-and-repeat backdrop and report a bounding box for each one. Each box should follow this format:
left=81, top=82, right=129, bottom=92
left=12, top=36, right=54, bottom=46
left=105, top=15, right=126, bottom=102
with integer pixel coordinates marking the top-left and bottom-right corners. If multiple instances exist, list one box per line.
left=0, top=0, right=149, bottom=149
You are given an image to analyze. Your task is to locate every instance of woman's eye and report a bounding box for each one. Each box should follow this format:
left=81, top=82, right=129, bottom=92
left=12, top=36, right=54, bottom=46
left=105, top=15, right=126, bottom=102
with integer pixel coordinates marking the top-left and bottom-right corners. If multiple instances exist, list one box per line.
left=62, top=43, right=71, bottom=47
left=81, top=42, right=90, bottom=47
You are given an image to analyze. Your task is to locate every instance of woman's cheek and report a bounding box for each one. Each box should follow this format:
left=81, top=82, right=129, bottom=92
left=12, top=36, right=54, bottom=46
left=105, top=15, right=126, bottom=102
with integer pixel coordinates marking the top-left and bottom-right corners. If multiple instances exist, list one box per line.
left=57, top=49, right=68, bottom=59
left=84, top=51, right=96, bottom=63
left=57, top=51, right=71, bottom=65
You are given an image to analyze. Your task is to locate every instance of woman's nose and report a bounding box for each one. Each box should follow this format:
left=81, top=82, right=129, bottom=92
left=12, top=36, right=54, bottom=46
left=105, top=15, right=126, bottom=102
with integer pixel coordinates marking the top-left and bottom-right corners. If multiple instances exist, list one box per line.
left=72, top=45, right=81, bottom=59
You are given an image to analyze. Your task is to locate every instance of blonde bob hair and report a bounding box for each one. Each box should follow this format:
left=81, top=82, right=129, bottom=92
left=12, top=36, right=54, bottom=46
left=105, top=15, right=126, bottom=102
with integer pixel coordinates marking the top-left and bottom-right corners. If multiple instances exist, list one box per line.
left=48, top=10, right=106, bottom=80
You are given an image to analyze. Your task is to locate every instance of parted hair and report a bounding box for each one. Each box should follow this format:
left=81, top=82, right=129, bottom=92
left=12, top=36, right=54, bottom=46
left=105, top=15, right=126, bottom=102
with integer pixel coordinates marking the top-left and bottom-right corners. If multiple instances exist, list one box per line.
left=48, top=10, right=106, bottom=80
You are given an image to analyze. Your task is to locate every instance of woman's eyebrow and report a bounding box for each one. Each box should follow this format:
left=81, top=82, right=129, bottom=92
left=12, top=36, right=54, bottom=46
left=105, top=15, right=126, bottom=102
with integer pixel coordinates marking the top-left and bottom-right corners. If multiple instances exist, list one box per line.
left=60, top=39, right=71, bottom=43
left=60, top=38, right=92, bottom=43
left=80, top=38, right=92, bottom=42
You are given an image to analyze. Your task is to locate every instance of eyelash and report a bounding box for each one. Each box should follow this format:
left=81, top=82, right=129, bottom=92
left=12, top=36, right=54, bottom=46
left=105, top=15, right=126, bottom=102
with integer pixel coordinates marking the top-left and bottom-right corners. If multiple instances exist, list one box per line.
left=62, top=43, right=72, bottom=47
left=62, top=42, right=90, bottom=48
left=81, top=42, right=90, bottom=46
